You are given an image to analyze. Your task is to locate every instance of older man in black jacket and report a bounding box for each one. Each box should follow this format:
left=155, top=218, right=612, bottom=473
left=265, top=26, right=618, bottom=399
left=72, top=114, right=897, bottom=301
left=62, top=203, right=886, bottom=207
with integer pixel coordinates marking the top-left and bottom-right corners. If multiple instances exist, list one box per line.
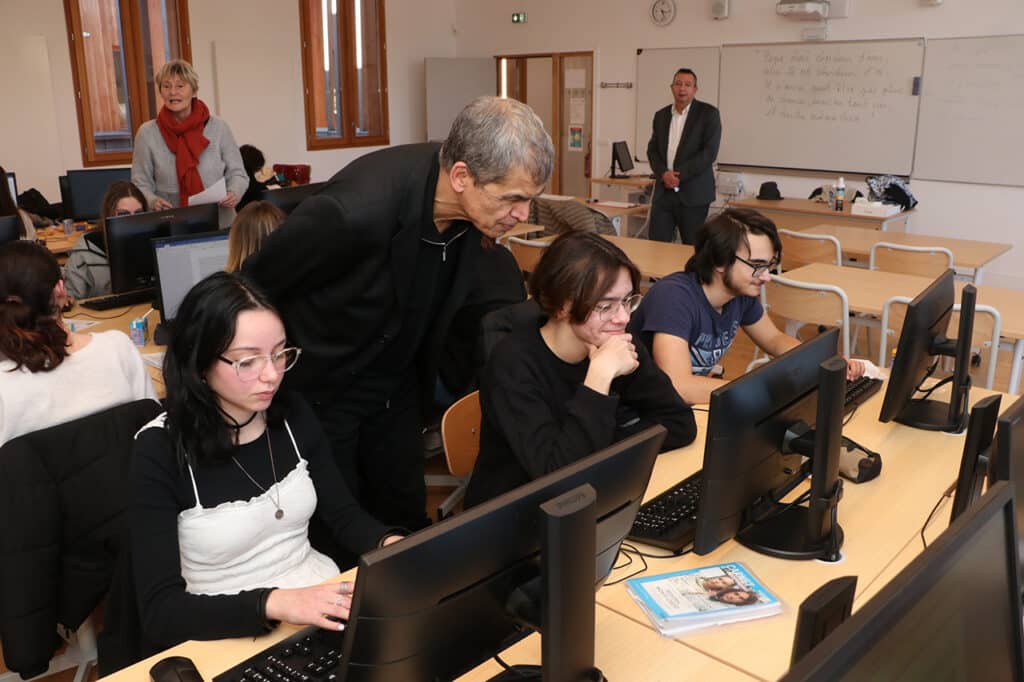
left=647, top=68, right=722, bottom=245
left=243, top=97, right=553, bottom=533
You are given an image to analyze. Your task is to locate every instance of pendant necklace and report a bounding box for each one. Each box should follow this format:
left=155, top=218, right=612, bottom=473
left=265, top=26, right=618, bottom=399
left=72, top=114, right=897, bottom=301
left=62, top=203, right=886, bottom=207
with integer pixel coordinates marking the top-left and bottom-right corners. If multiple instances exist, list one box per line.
left=231, top=415, right=284, bottom=520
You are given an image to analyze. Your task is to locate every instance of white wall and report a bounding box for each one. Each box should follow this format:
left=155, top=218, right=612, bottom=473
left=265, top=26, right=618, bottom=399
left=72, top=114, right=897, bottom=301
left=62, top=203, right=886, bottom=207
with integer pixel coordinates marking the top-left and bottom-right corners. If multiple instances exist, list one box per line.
left=0, top=0, right=457, bottom=198
left=453, top=0, right=1024, bottom=289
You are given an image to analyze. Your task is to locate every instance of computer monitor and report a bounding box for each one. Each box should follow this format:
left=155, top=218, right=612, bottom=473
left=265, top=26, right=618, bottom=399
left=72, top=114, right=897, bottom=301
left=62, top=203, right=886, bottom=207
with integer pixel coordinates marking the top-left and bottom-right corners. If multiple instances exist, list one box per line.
left=780, top=481, right=1024, bottom=681
left=879, top=269, right=976, bottom=433
left=5, top=172, right=16, bottom=201
left=261, top=182, right=326, bottom=215
left=152, top=230, right=231, bottom=326
left=693, top=328, right=847, bottom=560
left=105, top=203, right=219, bottom=295
left=338, top=426, right=666, bottom=680
left=610, top=141, right=634, bottom=178
left=988, top=394, right=1024, bottom=578
left=65, top=168, right=132, bottom=221
left=950, top=394, right=1002, bottom=523
left=0, top=215, right=21, bottom=245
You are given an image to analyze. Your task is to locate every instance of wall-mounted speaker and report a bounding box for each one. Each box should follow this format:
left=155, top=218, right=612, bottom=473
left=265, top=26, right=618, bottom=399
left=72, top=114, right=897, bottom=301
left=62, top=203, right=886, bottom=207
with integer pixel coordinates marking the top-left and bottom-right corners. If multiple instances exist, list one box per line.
left=712, top=0, right=729, bottom=19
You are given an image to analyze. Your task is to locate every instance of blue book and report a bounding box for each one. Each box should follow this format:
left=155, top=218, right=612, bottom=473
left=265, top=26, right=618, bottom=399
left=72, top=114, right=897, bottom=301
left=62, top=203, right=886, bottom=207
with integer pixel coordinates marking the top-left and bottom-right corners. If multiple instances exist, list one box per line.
left=625, top=562, right=782, bottom=636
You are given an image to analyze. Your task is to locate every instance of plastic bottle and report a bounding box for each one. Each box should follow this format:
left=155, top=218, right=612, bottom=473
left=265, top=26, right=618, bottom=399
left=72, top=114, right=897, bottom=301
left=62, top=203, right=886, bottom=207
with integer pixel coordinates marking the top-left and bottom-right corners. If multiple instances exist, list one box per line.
left=835, top=177, right=845, bottom=212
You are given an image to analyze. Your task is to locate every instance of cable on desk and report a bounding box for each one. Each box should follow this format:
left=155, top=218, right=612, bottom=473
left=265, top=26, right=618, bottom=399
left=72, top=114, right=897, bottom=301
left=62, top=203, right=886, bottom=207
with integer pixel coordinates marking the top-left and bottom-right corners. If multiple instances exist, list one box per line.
left=67, top=306, right=135, bottom=321
left=604, top=545, right=648, bottom=586
left=920, top=484, right=955, bottom=550
left=491, top=655, right=541, bottom=680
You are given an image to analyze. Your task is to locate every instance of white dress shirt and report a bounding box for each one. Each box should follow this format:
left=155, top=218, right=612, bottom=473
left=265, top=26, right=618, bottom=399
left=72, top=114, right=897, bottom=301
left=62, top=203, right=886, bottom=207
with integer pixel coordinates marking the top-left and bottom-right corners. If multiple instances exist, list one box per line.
left=666, top=103, right=691, bottom=168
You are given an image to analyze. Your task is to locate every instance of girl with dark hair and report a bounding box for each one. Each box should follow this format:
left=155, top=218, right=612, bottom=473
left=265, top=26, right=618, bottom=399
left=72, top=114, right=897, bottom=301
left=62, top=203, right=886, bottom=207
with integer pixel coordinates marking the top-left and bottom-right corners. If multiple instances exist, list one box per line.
left=464, top=231, right=697, bottom=507
left=0, top=165, right=36, bottom=241
left=131, top=271, right=403, bottom=649
left=63, top=180, right=148, bottom=300
left=0, top=241, right=156, bottom=445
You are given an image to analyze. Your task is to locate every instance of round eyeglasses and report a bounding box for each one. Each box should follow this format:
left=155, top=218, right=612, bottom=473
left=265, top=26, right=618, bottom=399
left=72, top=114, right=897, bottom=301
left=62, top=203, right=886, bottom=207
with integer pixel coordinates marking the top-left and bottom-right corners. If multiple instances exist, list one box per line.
left=592, top=293, right=643, bottom=321
left=218, top=347, right=302, bottom=382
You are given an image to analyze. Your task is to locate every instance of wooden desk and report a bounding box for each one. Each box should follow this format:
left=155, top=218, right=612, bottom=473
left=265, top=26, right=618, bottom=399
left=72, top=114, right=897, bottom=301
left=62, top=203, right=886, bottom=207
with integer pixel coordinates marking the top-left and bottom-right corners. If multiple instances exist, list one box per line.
left=782, top=263, right=1024, bottom=394
left=730, top=197, right=914, bottom=233
left=590, top=175, right=656, bottom=190
left=794, top=223, right=1012, bottom=283
left=509, top=232, right=691, bottom=281
left=597, top=387, right=1002, bottom=681
left=38, top=225, right=88, bottom=255
left=64, top=301, right=165, bottom=397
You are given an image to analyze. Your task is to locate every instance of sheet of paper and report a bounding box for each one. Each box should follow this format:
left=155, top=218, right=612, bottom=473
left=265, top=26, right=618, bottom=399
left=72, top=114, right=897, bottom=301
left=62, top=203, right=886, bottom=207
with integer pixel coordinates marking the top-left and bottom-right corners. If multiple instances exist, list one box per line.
left=569, top=97, right=586, bottom=125
left=594, top=200, right=636, bottom=208
left=64, top=319, right=99, bottom=332
left=142, top=352, right=166, bottom=370
left=188, top=177, right=226, bottom=206
left=564, top=68, right=586, bottom=90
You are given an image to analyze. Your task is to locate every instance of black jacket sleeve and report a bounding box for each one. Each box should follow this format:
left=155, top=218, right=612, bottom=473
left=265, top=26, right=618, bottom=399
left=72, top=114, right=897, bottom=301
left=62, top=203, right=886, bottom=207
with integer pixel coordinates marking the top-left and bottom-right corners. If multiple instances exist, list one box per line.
left=614, top=343, right=698, bottom=451
left=647, top=108, right=669, bottom=178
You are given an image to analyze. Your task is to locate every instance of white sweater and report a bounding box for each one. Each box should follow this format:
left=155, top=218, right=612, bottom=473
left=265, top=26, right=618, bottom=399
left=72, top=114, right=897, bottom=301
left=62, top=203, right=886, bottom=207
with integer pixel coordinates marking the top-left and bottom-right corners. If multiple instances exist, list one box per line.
left=0, top=330, right=158, bottom=446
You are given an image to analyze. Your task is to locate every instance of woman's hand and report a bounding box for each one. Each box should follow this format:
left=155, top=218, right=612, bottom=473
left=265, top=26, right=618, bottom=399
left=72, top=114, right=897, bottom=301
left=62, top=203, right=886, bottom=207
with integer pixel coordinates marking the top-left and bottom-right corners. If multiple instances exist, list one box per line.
left=153, top=197, right=174, bottom=211
left=264, top=581, right=353, bottom=631
left=220, top=191, right=238, bottom=208
left=585, top=333, right=640, bottom=394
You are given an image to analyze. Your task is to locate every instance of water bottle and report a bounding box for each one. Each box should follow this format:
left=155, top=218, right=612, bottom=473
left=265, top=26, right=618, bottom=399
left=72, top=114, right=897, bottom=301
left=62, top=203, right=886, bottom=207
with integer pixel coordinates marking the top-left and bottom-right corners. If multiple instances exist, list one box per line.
left=835, top=177, right=845, bottom=212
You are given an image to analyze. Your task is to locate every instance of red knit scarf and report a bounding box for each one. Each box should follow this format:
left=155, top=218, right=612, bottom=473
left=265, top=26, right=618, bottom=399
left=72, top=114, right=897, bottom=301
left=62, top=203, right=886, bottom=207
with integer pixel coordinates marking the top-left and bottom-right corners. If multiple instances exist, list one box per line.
left=156, top=98, right=210, bottom=206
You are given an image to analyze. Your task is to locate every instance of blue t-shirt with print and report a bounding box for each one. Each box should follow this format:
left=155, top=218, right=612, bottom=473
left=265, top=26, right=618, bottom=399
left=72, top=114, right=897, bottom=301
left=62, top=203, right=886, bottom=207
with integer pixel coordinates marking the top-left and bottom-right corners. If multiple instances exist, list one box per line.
left=628, top=271, right=764, bottom=376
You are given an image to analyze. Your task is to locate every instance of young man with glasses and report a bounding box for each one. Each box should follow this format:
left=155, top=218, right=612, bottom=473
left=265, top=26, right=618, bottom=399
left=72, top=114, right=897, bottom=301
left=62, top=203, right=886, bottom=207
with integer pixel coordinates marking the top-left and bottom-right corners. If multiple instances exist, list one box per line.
left=464, top=231, right=697, bottom=507
left=243, top=97, right=553, bottom=534
left=630, top=208, right=863, bottom=405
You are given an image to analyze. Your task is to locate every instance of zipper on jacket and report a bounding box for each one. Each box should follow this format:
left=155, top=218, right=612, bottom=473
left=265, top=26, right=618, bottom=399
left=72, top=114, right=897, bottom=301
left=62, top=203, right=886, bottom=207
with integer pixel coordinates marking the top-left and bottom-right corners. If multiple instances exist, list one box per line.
left=421, top=226, right=468, bottom=262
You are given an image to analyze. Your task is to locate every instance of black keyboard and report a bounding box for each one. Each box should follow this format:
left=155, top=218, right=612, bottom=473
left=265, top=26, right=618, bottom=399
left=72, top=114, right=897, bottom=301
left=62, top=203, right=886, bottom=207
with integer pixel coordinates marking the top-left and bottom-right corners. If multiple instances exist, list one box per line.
left=626, top=377, right=884, bottom=552
left=79, top=288, right=154, bottom=311
left=627, top=470, right=703, bottom=552
left=213, top=625, right=345, bottom=682
left=844, top=376, right=883, bottom=414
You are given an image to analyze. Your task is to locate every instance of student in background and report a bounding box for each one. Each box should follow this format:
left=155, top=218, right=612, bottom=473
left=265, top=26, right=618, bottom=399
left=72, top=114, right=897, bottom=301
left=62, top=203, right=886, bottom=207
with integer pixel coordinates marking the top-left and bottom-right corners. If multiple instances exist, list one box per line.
left=63, top=181, right=148, bottom=301
left=131, top=272, right=403, bottom=651
left=0, top=165, right=36, bottom=241
left=464, top=231, right=698, bottom=507
left=130, top=59, right=248, bottom=227
left=629, top=208, right=864, bottom=406
left=0, top=241, right=156, bottom=446
left=646, top=68, right=721, bottom=245
left=237, top=145, right=279, bottom=211
left=225, top=201, right=286, bottom=272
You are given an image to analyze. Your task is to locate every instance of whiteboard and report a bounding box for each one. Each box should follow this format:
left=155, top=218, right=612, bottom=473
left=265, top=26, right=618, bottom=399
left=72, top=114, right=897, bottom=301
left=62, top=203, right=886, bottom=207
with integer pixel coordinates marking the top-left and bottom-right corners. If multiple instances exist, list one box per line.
left=914, top=35, right=1024, bottom=186
left=634, top=47, right=720, bottom=163
left=718, top=39, right=924, bottom=175
left=425, top=58, right=496, bottom=142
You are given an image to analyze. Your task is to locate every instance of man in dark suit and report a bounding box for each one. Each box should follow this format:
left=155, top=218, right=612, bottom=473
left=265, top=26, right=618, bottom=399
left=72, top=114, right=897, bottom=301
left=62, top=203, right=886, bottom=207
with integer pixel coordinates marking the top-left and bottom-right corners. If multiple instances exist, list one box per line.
left=646, top=68, right=722, bottom=244
left=243, top=97, right=553, bottom=535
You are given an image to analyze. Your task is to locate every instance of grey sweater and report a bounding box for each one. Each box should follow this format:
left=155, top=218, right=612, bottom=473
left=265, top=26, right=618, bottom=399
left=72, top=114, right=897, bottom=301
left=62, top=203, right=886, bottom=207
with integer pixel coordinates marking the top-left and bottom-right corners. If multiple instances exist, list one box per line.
left=131, top=115, right=249, bottom=228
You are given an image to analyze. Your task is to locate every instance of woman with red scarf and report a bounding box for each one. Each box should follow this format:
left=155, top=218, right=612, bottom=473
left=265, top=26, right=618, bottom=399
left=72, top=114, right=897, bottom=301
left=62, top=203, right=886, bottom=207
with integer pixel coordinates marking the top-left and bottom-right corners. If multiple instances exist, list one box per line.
left=131, top=60, right=249, bottom=227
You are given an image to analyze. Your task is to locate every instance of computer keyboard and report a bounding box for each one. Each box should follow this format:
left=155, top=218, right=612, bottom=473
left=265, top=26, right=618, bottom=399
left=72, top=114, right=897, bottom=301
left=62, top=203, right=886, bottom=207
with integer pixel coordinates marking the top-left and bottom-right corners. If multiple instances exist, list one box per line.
left=627, top=377, right=884, bottom=552
left=844, top=376, right=883, bottom=414
left=79, top=288, right=154, bottom=311
left=627, top=470, right=703, bottom=552
left=213, top=625, right=345, bottom=682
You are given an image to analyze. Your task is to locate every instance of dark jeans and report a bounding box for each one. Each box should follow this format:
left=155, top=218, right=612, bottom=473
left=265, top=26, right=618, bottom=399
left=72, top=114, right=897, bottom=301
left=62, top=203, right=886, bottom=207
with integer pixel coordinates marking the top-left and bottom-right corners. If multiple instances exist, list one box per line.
left=650, top=199, right=709, bottom=245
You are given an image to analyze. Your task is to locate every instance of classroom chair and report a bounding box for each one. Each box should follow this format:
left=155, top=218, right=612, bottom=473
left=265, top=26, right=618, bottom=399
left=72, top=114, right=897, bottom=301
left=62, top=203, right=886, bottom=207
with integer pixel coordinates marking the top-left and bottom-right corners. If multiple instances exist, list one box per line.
left=504, top=236, right=550, bottom=276
left=427, top=391, right=482, bottom=521
left=778, top=228, right=842, bottom=271
left=749, top=274, right=852, bottom=372
left=0, top=398, right=163, bottom=682
left=869, top=242, right=954, bottom=279
left=879, top=296, right=1002, bottom=390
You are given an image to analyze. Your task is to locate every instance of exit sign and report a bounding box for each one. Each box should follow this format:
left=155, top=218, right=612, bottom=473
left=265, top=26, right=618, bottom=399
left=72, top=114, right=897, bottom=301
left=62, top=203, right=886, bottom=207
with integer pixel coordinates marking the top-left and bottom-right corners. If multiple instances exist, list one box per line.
left=512, top=12, right=527, bottom=23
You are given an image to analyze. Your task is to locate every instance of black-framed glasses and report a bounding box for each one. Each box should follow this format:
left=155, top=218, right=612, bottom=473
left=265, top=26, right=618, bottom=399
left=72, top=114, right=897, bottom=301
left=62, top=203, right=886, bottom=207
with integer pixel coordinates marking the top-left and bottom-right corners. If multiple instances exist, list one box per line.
left=734, top=255, right=779, bottom=278
left=592, top=293, right=643, bottom=321
left=218, top=347, right=302, bottom=382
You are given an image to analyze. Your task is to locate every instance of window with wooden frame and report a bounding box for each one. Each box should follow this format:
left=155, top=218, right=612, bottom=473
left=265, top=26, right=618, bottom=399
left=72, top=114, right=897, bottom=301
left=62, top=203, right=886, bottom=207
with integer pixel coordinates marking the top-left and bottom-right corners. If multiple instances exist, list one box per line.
left=64, top=0, right=191, bottom=167
left=298, top=0, right=389, bottom=150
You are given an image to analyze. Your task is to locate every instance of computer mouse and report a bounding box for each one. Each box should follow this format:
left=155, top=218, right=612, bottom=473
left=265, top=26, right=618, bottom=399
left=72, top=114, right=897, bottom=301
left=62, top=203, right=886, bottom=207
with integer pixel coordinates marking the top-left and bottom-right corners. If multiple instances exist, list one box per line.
left=150, top=655, right=204, bottom=682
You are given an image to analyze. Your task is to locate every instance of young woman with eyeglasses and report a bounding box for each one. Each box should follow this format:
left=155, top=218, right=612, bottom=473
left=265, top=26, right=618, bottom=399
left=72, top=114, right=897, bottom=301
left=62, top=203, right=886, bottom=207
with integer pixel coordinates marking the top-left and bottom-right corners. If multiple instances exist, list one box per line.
left=63, top=181, right=149, bottom=301
left=131, top=272, right=403, bottom=651
left=463, top=231, right=697, bottom=507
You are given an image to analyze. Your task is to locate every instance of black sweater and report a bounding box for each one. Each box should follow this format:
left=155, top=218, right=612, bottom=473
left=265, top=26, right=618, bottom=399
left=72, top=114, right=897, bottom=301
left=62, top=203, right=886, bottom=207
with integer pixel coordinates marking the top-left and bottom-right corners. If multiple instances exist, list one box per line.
left=464, top=326, right=698, bottom=507
left=130, top=392, right=396, bottom=648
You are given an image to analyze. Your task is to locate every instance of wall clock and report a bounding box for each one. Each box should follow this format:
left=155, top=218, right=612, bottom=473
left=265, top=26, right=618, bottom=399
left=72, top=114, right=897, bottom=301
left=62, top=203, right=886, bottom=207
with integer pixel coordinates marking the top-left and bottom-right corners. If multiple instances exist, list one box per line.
left=651, top=0, right=677, bottom=26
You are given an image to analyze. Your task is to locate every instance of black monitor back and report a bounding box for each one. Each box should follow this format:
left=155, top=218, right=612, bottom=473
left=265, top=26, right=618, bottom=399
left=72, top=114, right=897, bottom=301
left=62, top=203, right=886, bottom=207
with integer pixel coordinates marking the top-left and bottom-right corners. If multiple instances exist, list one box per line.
left=950, top=394, right=1001, bottom=523
left=261, top=182, right=326, bottom=215
left=106, top=204, right=219, bottom=294
left=0, top=215, right=20, bottom=245
left=991, top=394, right=1024, bottom=581
left=611, top=141, right=634, bottom=175
left=780, top=481, right=1024, bottom=681
left=66, top=168, right=132, bottom=221
left=339, top=426, right=666, bottom=681
left=694, top=328, right=840, bottom=555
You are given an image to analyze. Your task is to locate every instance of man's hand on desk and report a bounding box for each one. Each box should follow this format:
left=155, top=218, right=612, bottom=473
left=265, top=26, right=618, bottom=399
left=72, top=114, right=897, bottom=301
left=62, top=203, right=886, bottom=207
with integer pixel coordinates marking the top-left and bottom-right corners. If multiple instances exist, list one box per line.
left=847, top=358, right=866, bottom=381
left=265, top=581, right=353, bottom=631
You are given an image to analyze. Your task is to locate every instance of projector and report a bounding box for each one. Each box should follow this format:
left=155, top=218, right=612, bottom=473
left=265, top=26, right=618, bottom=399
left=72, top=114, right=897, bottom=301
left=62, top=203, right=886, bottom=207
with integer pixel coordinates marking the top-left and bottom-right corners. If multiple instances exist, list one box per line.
left=776, top=1, right=830, bottom=19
